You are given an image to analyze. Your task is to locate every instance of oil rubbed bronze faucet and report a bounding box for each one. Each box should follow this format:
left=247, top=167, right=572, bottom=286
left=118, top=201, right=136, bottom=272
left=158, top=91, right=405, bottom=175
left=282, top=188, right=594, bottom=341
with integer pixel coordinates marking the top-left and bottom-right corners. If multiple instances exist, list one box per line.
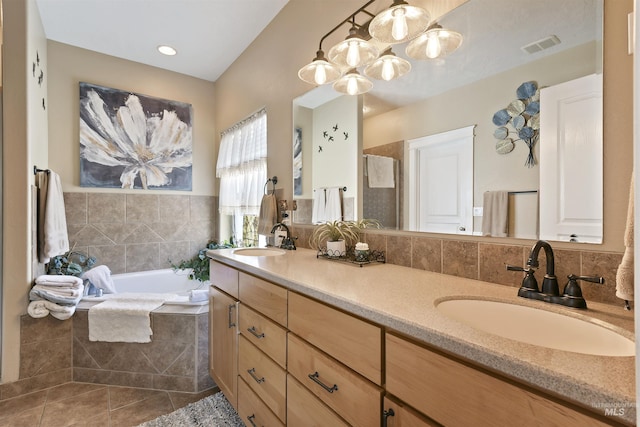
left=507, top=240, right=603, bottom=309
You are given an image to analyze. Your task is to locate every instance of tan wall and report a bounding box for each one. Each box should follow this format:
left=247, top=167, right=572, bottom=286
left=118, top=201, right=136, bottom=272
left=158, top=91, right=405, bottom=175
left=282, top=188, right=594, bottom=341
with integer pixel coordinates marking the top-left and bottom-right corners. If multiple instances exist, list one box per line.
left=214, top=0, right=633, bottom=254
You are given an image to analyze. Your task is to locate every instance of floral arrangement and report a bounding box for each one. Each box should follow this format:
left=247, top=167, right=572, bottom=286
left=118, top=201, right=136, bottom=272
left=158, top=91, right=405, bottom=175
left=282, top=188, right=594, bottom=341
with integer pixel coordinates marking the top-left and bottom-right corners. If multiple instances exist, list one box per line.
left=47, top=247, right=97, bottom=277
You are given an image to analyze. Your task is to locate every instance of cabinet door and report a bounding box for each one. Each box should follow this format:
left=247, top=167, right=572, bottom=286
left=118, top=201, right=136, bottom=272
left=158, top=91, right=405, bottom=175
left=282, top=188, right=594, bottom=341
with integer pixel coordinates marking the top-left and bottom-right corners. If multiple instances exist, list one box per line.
left=287, top=374, right=349, bottom=427
left=238, top=377, right=285, bottom=427
left=383, top=397, right=439, bottom=427
left=209, top=288, right=239, bottom=409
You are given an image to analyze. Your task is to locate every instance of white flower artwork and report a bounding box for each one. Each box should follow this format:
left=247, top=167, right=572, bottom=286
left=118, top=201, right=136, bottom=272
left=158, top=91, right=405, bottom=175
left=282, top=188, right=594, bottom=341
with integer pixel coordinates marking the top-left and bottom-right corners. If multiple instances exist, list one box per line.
left=79, top=82, right=193, bottom=190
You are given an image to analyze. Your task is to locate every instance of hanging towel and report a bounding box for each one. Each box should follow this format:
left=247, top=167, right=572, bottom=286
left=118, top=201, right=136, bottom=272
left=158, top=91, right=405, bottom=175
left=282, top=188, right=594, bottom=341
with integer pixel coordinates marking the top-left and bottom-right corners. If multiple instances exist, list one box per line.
left=81, top=265, right=117, bottom=294
left=616, top=174, right=634, bottom=302
left=88, top=293, right=178, bottom=343
left=482, top=191, right=509, bottom=237
left=312, top=189, right=326, bottom=224
left=324, top=187, right=343, bottom=222
left=257, top=194, right=278, bottom=235
left=366, top=155, right=395, bottom=188
left=37, top=171, right=69, bottom=264
left=27, top=299, right=77, bottom=320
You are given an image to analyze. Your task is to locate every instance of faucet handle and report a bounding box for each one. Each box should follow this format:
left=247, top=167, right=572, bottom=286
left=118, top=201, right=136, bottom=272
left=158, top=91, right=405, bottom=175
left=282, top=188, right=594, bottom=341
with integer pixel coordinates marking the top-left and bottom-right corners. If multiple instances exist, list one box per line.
left=507, top=265, right=539, bottom=292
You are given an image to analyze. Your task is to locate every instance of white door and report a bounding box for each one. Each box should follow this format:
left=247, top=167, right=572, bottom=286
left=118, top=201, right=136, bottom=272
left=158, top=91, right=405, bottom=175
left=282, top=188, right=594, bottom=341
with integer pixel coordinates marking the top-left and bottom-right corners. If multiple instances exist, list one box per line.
left=408, top=125, right=474, bottom=234
left=539, top=74, right=603, bottom=243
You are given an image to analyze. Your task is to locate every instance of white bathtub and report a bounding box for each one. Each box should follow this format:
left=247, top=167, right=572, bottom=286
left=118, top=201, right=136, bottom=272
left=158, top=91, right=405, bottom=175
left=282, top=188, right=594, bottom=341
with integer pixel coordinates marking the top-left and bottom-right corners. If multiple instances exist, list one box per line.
left=81, top=268, right=210, bottom=308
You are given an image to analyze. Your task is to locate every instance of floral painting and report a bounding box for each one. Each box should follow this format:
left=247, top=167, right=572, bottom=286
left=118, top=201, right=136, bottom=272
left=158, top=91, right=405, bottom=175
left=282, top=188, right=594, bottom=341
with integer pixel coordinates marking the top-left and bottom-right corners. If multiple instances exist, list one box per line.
left=79, top=82, right=193, bottom=190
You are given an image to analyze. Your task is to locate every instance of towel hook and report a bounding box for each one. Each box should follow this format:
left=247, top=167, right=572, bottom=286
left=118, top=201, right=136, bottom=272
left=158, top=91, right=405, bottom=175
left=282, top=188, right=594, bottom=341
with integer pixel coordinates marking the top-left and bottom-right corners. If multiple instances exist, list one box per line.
left=264, top=176, right=278, bottom=195
left=34, top=166, right=50, bottom=175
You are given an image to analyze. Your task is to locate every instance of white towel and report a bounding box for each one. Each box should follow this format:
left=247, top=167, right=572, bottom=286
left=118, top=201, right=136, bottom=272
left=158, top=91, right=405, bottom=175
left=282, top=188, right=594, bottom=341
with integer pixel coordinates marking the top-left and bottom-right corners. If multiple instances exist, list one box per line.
left=31, top=284, right=84, bottom=301
left=482, top=191, right=509, bottom=237
left=257, top=194, right=278, bottom=235
left=312, top=189, right=326, bottom=224
left=367, top=155, right=395, bottom=188
left=27, top=300, right=76, bottom=320
left=324, top=188, right=343, bottom=222
left=82, top=265, right=117, bottom=294
left=88, top=293, right=178, bottom=343
left=37, top=171, right=69, bottom=264
left=35, top=275, right=83, bottom=287
left=616, top=174, right=634, bottom=301
left=189, top=289, right=209, bottom=302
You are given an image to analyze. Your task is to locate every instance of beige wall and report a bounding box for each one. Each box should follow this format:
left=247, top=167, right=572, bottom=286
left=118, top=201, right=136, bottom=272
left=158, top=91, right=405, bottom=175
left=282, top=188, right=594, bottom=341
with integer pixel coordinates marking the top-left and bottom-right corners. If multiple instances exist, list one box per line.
left=215, top=0, right=633, bottom=253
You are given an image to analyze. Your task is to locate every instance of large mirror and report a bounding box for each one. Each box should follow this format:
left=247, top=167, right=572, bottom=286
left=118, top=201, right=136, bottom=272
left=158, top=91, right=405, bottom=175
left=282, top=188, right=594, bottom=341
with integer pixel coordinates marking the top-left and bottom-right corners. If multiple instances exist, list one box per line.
left=292, top=0, right=603, bottom=243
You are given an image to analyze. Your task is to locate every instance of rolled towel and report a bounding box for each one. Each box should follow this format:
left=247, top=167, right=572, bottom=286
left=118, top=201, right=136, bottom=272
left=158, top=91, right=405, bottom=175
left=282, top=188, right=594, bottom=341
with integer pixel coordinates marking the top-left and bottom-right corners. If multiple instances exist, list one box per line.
left=27, top=300, right=76, bottom=320
left=35, top=275, right=83, bottom=287
left=81, top=265, right=117, bottom=294
left=189, top=289, right=209, bottom=302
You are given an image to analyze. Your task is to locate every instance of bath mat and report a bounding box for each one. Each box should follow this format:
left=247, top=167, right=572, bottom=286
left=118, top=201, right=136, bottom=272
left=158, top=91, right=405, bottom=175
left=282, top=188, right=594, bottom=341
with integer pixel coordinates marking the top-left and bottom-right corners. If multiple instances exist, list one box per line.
left=137, top=392, right=244, bottom=427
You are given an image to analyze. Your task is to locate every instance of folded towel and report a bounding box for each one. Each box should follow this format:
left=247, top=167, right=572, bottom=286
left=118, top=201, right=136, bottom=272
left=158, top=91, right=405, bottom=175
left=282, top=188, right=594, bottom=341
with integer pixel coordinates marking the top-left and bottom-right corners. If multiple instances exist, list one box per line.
left=37, top=171, right=69, bottom=264
left=324, top=187, right=343, bottom=222
left=312, top=189, right=326, bottom=224
left=88, top=293, right=178, bottom=343
left=35, top=275, right=83, bottom=287
left=32, top=284, right=84, bottom=298
left=616, top=174, right=634, bottom=301
left=30, top=285, right=84, bottom=305
left=28, top=300, right=76, bottom=320
left=189, top=289, right=209, bottom=302
left=81, top=265, right=116, bottom=294
left=257, top=194, right=278, bottom=235
left=366, top=155, right=395, bottom=188
left=482, top=191, right=509, bottom=237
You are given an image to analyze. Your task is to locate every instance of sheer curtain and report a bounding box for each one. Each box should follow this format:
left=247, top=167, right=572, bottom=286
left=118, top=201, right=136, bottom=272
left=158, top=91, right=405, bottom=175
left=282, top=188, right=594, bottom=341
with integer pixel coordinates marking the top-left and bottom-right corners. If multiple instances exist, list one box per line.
left=217, top=109, right=267, bottom=245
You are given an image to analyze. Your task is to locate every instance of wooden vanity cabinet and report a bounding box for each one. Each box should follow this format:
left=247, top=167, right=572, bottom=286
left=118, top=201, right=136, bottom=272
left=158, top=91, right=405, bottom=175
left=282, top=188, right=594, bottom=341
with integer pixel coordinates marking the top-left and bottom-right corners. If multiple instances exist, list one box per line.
left=383, top=397, right=440, bottom=427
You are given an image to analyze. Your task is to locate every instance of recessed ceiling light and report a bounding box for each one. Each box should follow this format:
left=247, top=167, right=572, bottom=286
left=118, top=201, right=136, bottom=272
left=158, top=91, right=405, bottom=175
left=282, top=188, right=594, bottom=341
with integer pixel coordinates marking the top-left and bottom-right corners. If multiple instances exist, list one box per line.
left=157, top=45, right=177, bottom=56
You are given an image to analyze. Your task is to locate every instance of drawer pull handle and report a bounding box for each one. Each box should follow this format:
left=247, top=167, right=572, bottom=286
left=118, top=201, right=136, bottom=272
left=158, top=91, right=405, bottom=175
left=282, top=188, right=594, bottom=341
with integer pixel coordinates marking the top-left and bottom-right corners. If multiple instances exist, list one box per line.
left=383, top=408, right=395, bottom=427
left=247, top=326, right=265, bottom=339
left=247, top=414, right=258, bottom=427
left=308, top=371, right=338, bottom=393
left=227, top=304, right=236, bottom=328
left=248, top=368, right=265, bottom=384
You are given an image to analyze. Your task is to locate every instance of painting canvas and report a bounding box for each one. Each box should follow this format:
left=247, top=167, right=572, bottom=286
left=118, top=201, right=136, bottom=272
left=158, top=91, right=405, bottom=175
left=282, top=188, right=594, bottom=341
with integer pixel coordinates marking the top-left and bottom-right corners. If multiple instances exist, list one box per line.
left=293, top=127, right=302, bottom=195
left=79, top=82, right=193, bottom=190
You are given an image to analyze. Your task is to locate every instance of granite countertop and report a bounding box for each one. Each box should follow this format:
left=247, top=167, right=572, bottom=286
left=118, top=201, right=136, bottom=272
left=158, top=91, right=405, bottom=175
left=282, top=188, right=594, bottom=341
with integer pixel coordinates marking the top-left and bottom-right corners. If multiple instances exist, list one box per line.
left=207, top=247, right=636, bottom=424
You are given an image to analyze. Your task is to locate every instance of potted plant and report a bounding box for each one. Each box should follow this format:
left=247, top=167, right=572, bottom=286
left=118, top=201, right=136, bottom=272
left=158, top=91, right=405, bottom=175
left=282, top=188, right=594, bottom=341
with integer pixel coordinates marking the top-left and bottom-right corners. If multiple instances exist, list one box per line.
left=309, top=219, right=381, bottom=256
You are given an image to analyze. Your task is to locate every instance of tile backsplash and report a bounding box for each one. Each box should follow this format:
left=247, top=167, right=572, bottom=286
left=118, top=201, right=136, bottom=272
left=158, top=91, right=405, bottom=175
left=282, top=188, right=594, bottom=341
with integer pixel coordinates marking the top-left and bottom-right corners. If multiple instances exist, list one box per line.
left=64, top=193, right=217, bottom=274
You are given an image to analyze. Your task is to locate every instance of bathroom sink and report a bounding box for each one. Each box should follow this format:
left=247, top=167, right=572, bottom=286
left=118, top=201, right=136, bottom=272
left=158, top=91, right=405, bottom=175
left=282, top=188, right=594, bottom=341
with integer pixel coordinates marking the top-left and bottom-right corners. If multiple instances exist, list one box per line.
left=436, top=298, right=635, bottom=356
left=233, top=248, right=286, bottom=257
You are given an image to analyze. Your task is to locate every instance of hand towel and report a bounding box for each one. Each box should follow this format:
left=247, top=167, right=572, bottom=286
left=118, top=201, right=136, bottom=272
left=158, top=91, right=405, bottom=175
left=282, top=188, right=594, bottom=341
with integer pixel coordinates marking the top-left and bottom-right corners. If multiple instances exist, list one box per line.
left=312, top=189, right=326, bottom=224
left=88, top=293, right=178, bottom=343
left=81, top=265, right=117, bottom=294
left=35, top=275, right=83, bottom=287
left=189, top=289, right=209, bottom=302
left=257, top=194, right=278, bottom=235
left=37, top=171, right=69, bottom=264
left=482, top=191, right=509, bottom=237
left=366, top=155, right=395, bottom=188
left=28, top=300, right=76, bottom=320
left=324, top=187, right=343, bottom=222
left=616, top=174, right=634, bottom=301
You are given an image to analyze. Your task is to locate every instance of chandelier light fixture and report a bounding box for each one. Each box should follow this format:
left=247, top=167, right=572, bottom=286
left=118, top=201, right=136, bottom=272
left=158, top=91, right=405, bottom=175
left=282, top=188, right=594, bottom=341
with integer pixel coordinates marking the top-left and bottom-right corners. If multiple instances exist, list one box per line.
left=298, top=0, right=463, bottom=95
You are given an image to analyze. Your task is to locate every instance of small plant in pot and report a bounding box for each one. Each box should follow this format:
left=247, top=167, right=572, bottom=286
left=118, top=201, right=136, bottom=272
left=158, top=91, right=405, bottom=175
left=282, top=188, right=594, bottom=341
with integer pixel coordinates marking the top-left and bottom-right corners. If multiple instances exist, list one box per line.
left=309, top=219, right=381, bottom=257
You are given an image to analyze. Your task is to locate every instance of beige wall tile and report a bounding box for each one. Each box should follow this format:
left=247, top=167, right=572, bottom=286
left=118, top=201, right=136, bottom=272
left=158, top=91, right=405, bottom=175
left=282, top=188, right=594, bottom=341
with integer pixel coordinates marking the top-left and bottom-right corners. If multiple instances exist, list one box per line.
left=443, top=240, right=478, bottom=280
left=479, top=244, right=523, bottom=286
left=386, top=235, right=412, bottom=267
left=126, top=194, right=159, bottom=223
left=412, top=236, right=442, bottom=273
left=88, top=194, right=125, bottom=223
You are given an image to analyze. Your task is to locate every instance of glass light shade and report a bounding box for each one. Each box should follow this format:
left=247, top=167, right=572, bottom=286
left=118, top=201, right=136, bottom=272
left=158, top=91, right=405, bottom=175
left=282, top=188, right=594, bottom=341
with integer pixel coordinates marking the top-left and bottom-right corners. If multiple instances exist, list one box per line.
left=328, top=35, right=379, bottom=69
left=369, top=1, right=431, bottom=44
left=364, top=49, right=411, bottom=81
left=406, top=26, right=463, bottom=60
left=298, top=50, right=342, bottom=85
left=333, top=70, right=373, bottom=95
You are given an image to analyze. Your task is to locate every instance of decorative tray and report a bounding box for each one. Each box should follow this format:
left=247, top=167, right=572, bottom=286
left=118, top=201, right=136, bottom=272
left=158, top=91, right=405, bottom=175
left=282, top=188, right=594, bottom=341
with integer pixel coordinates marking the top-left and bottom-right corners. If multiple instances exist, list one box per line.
left=316, top=247, right=386, bottom=267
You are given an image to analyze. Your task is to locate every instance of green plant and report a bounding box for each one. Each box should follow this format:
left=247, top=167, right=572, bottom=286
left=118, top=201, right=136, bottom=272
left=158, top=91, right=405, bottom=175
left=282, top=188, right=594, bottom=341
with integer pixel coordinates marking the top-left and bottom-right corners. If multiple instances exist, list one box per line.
left=170, top=239, right=235, bottom=282
left=309, top=219, right=381, bottom=250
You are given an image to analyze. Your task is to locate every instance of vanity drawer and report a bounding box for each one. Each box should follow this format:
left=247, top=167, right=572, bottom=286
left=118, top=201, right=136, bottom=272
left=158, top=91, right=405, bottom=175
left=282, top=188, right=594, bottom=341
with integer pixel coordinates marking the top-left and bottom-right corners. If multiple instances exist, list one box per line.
left=239, top=272, right=288, bottom=326
left=386, top=333, right=613, bottom=427
left=238, top=377, right=285, bottom=427
left=288, top=292, right=382, bottom=384
left=383, top=396, right=439, bottom=427
left=239, top=304, right=287, bottom=368
left=287, top=374, right=349, bottom=427
left=209, top=261, right=239, bottom=298
left=287, top=333, right=381, bottom=427
left=238, top=335, right=287, bottom=422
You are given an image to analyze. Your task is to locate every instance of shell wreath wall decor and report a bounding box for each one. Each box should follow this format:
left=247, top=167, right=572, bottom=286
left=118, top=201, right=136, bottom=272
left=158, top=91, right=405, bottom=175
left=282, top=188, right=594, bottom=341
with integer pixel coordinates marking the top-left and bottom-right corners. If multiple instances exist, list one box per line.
left=492, top=81, right=540, bottom=168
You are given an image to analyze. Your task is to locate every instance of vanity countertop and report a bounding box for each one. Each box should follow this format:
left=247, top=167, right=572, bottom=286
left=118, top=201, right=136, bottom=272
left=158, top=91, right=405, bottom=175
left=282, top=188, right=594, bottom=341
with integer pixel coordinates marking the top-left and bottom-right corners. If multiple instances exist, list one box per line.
left=207, top=247, right=636, bottom=424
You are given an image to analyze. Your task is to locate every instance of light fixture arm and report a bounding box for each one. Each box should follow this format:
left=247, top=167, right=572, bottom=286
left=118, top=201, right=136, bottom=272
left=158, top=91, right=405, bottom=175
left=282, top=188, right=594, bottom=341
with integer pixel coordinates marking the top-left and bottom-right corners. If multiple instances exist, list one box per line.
left=316, top=0, right=377, bottom=52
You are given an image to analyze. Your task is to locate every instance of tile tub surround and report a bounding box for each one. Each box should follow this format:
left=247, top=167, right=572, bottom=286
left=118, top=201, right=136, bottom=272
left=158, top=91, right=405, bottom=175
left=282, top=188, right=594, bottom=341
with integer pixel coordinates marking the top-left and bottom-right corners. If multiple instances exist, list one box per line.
left=208, top=247, right=636, bottom=424
left=63, top=192, right=218, bottom=274
left=291, top=224, right=626, bottom=306
left=73, top=309, right=215, bottom=393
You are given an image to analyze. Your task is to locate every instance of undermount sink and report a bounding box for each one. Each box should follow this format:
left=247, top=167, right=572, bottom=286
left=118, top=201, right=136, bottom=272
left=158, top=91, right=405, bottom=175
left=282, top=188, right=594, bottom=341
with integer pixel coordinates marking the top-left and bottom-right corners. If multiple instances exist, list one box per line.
left=233, top=247, right=286, bottom=257
left=436, top=298, right=635, bottom=357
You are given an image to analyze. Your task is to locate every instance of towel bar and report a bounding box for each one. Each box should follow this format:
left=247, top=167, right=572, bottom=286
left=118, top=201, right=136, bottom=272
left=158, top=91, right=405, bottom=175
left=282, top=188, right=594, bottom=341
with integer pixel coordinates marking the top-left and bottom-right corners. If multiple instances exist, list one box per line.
left=34, top=166, right=50, bottom=175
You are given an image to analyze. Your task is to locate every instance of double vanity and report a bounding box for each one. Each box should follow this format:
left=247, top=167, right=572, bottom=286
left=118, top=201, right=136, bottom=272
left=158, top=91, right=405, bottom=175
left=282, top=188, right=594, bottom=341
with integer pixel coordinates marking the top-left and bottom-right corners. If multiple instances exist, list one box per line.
left=207, top=247, right=635, bottom=426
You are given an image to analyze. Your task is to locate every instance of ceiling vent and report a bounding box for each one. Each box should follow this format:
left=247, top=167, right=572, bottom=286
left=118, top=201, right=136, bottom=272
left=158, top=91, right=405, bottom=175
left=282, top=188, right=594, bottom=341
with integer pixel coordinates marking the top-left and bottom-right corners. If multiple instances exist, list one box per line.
left=521, top=35, right=561, bottom=54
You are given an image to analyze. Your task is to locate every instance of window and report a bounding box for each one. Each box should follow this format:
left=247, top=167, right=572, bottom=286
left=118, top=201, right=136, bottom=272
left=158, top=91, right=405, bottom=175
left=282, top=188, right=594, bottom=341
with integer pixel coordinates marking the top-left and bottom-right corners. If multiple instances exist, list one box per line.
left=216, top=109, right=267, bottom=246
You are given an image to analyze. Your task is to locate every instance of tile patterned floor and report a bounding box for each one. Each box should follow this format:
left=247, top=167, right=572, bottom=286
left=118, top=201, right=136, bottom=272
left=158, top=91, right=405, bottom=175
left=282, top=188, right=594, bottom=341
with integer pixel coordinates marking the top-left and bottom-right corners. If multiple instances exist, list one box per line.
left=0, top=382, right=217, bottom=427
